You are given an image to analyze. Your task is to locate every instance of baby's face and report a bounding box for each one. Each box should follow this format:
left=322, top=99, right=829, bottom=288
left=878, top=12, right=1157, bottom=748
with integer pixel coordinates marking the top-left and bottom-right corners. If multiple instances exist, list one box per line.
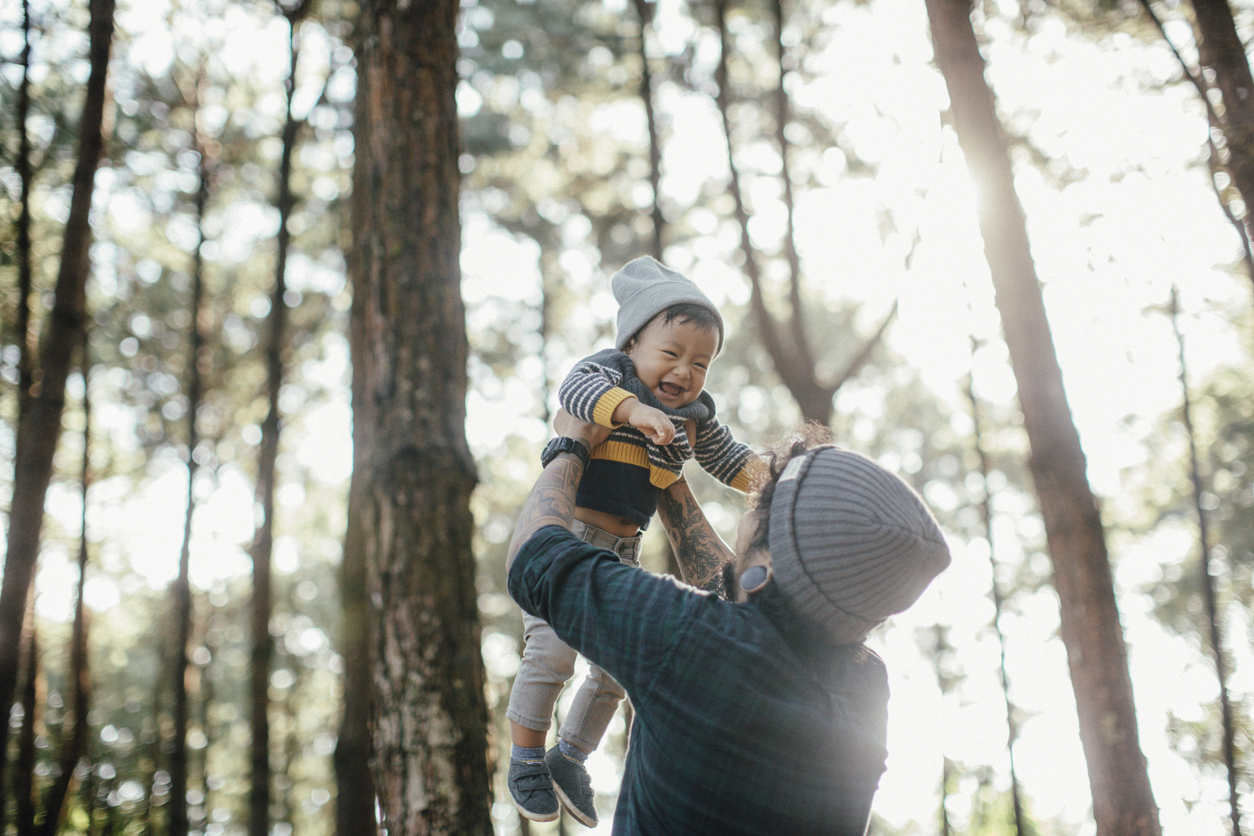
left=623, top=315, right=719, bottom=409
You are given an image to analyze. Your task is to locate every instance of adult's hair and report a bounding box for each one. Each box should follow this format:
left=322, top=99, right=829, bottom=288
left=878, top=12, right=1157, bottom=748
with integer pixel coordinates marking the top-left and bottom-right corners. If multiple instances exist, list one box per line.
left=746, top=423, right=835, bottom=557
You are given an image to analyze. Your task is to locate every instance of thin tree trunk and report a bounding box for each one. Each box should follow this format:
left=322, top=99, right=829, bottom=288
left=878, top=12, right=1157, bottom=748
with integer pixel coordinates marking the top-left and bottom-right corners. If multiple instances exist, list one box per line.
left=351, top=0, right=492, bottom=833
left=335, top=398, right=377, bottom=834
left=78, top=758, right=97, bottom=836
left=769, top=0, right=812, bottom=376
left=1136, top=0, right=1254, bottom=294
left=938, top=756, right=954, bottom=836
left=1189, top=0, right=1254, bottom=298
left=924, top=1, right=1162, bottom=833
left=169, top=82, right=213, bottom=836
left=16, top=601, right=39, bottom=836
left=0, top=0, right=115, bottom=800
left=965, top=343, right=1028, bottom=836
left=15, top=0, right=34, bottom=420
left=1169, top=287, right=1241, bottom=836
left=249, top=9, right=305, bottom=833
left=37, top=339, right=95, bottom=836
left=712, top=0, right=891, bottom=424
left=929, top=625, right=955, bottom=836
left=168, top=399, right=195, bottom=836
left=197, top=625, right=215, bottom=836
left=335, top=190, right=378, bottom=834
left=711, top=0, right=812, bottom=416
left=632, top=0, right=664, bottom=260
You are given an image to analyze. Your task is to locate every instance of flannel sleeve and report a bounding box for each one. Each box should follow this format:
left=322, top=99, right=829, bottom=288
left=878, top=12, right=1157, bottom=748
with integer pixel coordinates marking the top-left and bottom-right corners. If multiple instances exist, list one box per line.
left=693, top=416, right=764, bottom=493
left=558, top=352, right=638, bottom=428
left=508, top=526, right=708, bottom=698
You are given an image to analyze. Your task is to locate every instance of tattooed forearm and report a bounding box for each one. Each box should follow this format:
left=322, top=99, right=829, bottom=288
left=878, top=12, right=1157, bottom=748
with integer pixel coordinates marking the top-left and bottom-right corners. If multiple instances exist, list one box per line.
left=658, top=482, right=734, bottom=599
left=506, top=455, right=583, bottom=569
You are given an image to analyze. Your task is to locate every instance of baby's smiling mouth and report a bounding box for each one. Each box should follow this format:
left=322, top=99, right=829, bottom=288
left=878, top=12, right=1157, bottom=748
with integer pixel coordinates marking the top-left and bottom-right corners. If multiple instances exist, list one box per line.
left=658, top=381, right=685, bottom=399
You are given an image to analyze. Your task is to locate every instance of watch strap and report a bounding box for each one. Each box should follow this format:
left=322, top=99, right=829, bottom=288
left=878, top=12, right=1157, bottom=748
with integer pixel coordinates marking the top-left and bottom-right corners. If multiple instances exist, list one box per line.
left=541, top=437, right=590, bottom=469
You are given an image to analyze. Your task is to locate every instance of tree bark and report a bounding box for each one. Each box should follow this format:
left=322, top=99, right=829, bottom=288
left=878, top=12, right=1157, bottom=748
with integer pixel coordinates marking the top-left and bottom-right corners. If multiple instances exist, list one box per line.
left=924, top=1, right=1162, bottom=833
left=15, top=602, right=38, bottom=836
left=351, top=1, right=492, bottom=834
left=632, top=0, right=665, bottom=260
left=249, top=9, right=307, bottom=833
left=1189, top=0, right=1254, bottom=293
left=335, top=286, right=378, bottom=834
left=36, top=338, right=95, bottom=836
left=15, top=0, right=34, bottom=418
left=0, top=0, right=115, bottom=802
left=169, top=84, right=214, bottom=836
left=335, top=41, right=384, bottom=818
left=1169, top=287, right=1241, bottom=836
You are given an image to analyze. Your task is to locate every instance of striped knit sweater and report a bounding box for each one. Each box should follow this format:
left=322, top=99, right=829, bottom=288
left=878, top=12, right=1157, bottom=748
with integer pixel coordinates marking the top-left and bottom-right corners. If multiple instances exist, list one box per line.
left=559, top=349, right=760, bottom=526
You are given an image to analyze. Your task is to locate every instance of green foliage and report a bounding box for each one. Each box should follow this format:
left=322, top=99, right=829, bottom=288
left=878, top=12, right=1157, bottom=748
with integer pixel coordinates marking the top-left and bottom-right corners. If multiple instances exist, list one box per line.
left=3, top=0, right=1253, bottom=832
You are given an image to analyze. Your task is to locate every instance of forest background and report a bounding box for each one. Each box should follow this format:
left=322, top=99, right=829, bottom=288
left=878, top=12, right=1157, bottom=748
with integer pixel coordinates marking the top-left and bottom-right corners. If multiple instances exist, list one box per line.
left=2, top=0, right=1254, bottom=833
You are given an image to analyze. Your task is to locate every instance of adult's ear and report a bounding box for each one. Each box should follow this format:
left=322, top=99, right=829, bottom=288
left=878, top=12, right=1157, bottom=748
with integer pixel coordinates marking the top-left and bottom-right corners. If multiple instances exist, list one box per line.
left=739, top=563, right=773, bottom=595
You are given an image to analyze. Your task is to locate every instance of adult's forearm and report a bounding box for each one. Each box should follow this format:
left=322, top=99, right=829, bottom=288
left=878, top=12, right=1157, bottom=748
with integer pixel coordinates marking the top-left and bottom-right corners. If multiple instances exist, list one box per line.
left=505, top=453, right=584, bottom=569
left=656, top=480, right=734, bottom=599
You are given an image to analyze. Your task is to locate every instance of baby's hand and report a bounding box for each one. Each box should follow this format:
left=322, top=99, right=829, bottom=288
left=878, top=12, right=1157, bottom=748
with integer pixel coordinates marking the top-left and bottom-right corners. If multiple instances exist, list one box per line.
left=628, top=403, right=676, bottom=446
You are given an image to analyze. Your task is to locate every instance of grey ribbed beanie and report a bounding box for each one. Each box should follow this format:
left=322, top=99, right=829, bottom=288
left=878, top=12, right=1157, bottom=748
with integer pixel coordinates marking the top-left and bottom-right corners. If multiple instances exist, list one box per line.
left=768, top=446, right=951, bottom=644
left=612, top=257, right=724, bottom=352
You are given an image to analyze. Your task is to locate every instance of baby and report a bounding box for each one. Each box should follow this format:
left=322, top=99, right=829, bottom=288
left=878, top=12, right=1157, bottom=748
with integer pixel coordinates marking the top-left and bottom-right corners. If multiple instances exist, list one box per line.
left=506, top=257, right=761, bottom=827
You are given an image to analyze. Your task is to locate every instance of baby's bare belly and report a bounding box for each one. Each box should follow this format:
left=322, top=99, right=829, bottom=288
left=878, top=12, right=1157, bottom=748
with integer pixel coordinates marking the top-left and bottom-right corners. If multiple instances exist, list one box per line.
left=574, top=506, right=640, bottom=539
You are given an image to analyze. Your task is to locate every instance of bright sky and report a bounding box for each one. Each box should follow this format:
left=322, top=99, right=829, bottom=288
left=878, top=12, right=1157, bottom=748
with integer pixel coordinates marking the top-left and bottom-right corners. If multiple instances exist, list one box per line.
left=13, top=0, right=1252, bottom=833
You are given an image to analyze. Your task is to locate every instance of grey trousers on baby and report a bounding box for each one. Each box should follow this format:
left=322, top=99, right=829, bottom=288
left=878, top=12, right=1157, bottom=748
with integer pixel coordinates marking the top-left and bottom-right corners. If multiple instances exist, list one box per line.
left=506, top=519, right=642, bottom=753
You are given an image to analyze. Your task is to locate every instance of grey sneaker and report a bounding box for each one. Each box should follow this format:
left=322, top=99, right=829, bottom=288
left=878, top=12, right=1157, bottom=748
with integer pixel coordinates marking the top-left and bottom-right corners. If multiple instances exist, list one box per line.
left=507, top=758, right=559, bottom=822
left=545, top=746, right=598, bottom=827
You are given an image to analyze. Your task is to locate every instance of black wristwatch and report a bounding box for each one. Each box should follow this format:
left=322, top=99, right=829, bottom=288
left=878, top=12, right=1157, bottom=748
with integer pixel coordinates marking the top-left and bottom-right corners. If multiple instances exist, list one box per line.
left=541, top=437, right=590, bottom=469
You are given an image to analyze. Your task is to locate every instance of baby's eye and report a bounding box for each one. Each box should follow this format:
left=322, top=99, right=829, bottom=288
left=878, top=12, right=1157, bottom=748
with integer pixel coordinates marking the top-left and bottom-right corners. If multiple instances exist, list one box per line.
left=663, top=350, right=678, bottom=358
left=695, top=363, right=708, bottom=370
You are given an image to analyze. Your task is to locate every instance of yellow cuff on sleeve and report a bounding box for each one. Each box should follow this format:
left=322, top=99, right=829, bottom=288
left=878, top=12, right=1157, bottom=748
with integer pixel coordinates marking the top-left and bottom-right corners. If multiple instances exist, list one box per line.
left=730, top=457, right=768, bottom=493
left=592, top=388, right=637, bottom=427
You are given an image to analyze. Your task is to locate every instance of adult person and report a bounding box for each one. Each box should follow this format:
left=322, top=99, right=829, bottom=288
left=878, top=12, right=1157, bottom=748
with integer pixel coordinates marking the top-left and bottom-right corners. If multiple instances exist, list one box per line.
left=506, top=415, right=952, bottom=835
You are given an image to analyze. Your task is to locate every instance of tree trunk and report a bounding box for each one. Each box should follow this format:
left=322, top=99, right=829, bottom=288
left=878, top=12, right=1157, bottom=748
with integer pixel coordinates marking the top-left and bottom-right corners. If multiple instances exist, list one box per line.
left=711, top=0, right=827, bottom=422
left=169, top=88, right=214, bottom=836
left=0, top=0, right=115, bottom=801
left=249, top=10, right=305, bottom=833
left=336, top=20, right=380, bottom=831
left=712, top=0, right=892, bottom=425
left=15, top=602, right=39, bottom=836
left=36, top=339, right=95, bottom=836
left=965, top=349, right=1028, bottom=836
left=335, top=305, right=378, bottom=834
left=924, top=1, right=1162, bottom=833
left=15, top=0, right=34, bottom=419
left=632, top=0, right=664, bottom=260
left=1189, top=0, right=1254, bottom=289
left=351, top=1, right=492, bottom=834
left=1169, top=287, right=1241, bottom=836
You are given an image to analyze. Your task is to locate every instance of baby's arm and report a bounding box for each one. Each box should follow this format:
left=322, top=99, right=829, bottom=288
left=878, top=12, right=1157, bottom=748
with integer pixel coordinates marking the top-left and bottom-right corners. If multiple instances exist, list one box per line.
left=611, top=398, right=675, bottom=446
left=559, top=354, right=636, bottom=428
left=693, top=416, right=764, bottom=492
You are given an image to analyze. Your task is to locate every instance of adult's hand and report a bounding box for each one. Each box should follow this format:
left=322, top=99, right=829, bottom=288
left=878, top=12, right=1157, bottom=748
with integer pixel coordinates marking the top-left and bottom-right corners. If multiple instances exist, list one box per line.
left=553, top=408, right=611, bottom=451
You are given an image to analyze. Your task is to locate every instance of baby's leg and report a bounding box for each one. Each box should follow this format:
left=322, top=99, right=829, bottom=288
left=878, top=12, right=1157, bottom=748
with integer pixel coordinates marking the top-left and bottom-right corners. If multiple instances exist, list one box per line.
left=556, top=532, right=641, bottom=753
left=559, top=664, right=627, bottom=753
left=507, top=612, right=577, bottom=746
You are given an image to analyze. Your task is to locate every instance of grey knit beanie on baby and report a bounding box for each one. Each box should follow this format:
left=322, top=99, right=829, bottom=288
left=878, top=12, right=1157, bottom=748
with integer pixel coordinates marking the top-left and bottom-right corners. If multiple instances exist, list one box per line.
left=768, top=446, right=951, bottom=645
left=612, top=257, right=724, bottom=353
